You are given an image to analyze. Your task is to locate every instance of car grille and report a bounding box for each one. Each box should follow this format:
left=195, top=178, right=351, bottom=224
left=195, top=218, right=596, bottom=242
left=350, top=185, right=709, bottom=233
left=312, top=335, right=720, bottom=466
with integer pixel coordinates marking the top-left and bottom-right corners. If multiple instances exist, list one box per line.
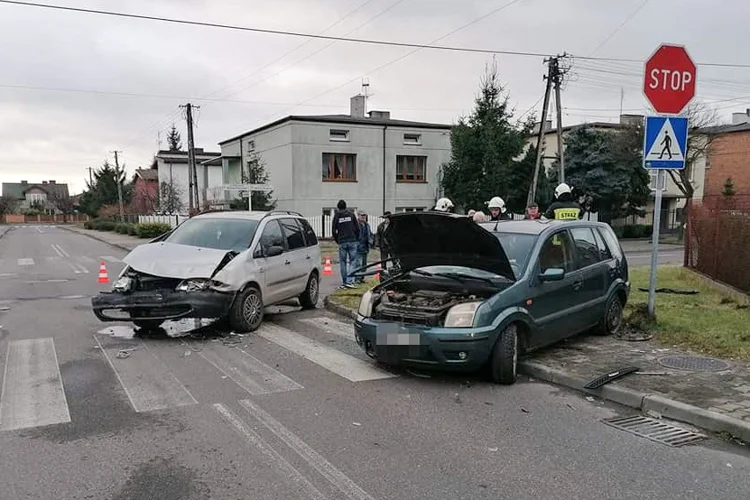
left=135, top=274, right=181, bottom=292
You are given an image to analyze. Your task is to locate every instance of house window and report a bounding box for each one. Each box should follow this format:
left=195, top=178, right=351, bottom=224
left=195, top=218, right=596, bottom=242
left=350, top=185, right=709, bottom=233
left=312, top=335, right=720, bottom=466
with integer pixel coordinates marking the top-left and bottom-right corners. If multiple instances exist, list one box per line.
left=403, top=133, right=421, bottom=145
left=322, top=153, right=357, bottom=181
left=26, top=193, right=46, bottom=203
left=396, top=155, right=427, bottom=182
left=396, top=207, right=425, bottom=212
left=329, top=129, right=350, bottom=142
left=247, top=140, right=255, bottom=151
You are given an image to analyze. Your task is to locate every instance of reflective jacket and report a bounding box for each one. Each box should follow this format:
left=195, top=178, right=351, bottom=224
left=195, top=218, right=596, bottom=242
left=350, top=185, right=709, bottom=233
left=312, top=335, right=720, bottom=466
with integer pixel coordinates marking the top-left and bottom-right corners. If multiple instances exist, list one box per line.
left=544, top=200, right=584, bottom=221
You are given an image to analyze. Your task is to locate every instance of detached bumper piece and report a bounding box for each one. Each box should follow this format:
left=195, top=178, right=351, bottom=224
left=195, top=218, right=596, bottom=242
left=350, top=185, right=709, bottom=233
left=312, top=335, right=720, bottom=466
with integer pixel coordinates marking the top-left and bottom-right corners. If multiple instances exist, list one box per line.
left=91, top=289, right=232, bottom=322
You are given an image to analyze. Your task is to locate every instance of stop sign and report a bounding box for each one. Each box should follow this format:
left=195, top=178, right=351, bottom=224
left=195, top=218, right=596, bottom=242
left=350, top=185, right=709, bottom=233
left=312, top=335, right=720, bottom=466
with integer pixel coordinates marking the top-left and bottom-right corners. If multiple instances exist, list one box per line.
left=643, top=44, right=697, bottom=114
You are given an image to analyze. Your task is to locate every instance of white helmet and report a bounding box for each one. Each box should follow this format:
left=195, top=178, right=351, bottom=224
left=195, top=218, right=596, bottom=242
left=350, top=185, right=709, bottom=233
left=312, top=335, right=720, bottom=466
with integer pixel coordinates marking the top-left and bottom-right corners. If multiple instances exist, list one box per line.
left=487, top=196, right=507, bottom=212
left=434, top=197, right=454, bottom=212
left=555, top=183, right=572, bottom=198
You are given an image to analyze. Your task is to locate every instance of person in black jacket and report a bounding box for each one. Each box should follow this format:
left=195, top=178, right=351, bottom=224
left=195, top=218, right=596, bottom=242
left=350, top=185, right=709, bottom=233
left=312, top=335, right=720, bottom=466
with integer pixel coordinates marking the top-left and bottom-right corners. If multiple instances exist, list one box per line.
left=331, top=199, right=360, bottom=288
left=373, top=211, right=391, bottom=267
left=544, top=183, right=584, bottom=220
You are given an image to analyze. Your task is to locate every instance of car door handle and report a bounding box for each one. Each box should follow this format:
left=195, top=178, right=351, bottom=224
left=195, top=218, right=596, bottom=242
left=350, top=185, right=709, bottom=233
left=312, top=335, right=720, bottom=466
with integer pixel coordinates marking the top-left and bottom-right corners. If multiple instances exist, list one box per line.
left=572, top=279, right=584, bottom=291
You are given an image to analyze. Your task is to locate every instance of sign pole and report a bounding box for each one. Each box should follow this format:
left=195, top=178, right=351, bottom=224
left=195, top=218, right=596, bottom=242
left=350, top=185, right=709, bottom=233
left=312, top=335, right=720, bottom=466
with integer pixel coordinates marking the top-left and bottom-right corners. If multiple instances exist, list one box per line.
left=647, top=170, right=664, bottom=317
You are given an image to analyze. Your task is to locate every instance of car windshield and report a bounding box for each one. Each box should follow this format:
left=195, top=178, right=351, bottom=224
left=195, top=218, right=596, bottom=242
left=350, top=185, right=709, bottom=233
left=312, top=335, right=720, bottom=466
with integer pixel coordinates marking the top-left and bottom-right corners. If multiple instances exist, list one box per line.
left=491, top=232, right=538, bottom=279
left=165, top=217, right=259, bottom=252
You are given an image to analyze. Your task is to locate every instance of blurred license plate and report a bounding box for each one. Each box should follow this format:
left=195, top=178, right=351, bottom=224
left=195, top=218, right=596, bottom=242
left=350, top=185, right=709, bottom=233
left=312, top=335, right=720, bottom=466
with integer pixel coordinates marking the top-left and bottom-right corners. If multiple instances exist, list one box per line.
left=376, top=332, right=420, bottom=346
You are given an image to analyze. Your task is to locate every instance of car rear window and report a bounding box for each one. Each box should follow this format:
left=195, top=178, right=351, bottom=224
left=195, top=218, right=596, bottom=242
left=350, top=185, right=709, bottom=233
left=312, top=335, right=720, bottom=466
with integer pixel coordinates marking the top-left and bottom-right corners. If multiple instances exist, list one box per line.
left=165, top=218, right=259, bottom=252
left=492, top=232, right=538, bottom=278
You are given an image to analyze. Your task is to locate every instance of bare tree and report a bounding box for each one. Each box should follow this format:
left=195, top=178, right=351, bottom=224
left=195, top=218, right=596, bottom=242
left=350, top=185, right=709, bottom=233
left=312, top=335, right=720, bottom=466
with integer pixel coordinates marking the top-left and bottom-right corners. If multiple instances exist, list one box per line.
left=0, top=196, right=17, bottom=216
left=50, top=192, right=76, bottom=221
left=158, top=180, right=184, bottom=214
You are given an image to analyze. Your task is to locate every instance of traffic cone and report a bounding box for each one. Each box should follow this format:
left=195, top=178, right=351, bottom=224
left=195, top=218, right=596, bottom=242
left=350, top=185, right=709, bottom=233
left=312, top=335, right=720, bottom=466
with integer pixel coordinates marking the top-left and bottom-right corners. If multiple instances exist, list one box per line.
left=322, top=256, right=333, bottom=277
left=98, top=261, right=109, bottom=284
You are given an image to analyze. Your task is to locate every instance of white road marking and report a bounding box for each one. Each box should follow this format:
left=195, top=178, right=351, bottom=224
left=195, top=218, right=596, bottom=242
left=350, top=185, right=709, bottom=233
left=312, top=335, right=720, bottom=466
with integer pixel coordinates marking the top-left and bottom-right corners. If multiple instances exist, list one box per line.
left=100, top=256, right=121, bottom=263
left=17, top=258, right=34, bottom=266
left=239, top=398, right=377, bottom=500
left=258, top=323, right=396, bottom=382
left=46, top=256, right=61, bottom=262
left=0, top=338, right=71, bottom=431
left=187, top=341, right=303, bottom=396
left=94, top=335, right=198, bottom=413
left=66, top=261, right=89, bottom=274
left=35, top=226, right=43, bottom=234
left=54, top=244, right=70, bottom=258
left=213, top=403, right=327, bottom=500
left=78, top=256, right=95, bottom=263
left=298, top=317, right=354, bottom=340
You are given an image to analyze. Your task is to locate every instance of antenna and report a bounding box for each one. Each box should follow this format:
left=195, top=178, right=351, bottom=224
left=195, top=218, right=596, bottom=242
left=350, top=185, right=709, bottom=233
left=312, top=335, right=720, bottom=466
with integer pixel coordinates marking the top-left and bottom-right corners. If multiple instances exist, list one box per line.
left=361, top=78, right=370, bottom=98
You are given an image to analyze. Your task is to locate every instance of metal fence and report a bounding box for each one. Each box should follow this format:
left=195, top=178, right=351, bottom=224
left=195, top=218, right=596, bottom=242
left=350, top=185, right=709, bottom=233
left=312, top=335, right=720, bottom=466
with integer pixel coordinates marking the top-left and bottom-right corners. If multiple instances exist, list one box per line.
left=611, top=209, right=684, bottom=234
left=137, top=214, right=189, bottom=228
left=687, top=206, right=750, bottom=293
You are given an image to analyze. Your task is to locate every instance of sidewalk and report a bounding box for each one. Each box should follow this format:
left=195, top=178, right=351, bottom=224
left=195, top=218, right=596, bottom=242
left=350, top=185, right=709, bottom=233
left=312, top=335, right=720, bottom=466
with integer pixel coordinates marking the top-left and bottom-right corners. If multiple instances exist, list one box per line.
left=619, top=239, right=683, bottom=253
left=61, top=225, right=143, bottom=252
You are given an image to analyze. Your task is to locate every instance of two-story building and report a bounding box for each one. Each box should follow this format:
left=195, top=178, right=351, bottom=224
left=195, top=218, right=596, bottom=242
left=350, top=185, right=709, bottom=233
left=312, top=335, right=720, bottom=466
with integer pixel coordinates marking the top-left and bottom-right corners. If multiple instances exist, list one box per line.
left=1, top=180, right=70, bottom=214
left=700, top=110, right=750, bottom=210
left=217, top=95, right=452, bottom=217
left=154, top=148, right=223, bottom=212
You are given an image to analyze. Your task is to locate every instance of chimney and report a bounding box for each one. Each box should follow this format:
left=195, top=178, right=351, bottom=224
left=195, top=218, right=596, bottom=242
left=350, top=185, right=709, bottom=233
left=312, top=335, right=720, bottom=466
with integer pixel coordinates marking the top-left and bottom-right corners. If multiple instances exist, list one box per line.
left=20, top=180, right=27, bottom=185
left=350, top=95, right=366, bottom=118
left=731, top=110, right=750, bottom=125
left=368, top=110, right=391, bottom=120
left=49, top=180, right=55, bottom=184
left=42, top=181, right=48, bottom=185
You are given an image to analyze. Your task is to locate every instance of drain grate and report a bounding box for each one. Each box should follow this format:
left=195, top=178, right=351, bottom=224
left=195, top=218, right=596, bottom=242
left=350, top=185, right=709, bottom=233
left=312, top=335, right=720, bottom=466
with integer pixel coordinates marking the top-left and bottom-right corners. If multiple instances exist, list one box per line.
left=603, top=415, right=706, bottom=447
left=658, top=355, right=731, bottom=372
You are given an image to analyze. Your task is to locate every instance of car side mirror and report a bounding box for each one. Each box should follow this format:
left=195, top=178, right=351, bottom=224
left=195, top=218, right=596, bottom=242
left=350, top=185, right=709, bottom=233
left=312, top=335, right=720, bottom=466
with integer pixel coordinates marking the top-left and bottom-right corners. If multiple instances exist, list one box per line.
left=265, top=245, right=284, bottom=258
left=539, top=267, right=565, bottom=282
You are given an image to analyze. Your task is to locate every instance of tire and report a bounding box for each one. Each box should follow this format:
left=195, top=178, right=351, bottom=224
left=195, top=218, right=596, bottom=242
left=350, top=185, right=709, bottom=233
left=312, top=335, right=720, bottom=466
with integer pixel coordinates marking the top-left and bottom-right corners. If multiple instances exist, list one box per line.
left=490, top=323, right=518, bottom=385
left=229, top=286, right=264, bottom=332
left=133, top=320, right=163, bottom=331
left=596, top=294, right=624, bottom=336
left=299, top=272, right=319, bottom=310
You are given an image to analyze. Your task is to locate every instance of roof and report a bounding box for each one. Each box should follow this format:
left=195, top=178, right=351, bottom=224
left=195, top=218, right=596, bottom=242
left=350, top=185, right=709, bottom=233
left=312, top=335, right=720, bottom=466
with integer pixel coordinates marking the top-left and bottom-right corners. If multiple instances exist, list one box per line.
left=219, top=114, right=453, bottom=145
left=698, top=122, right=750, bottom=135
left=528, top=121, right=624, bottom=139
left=2, top=181, right=70, bottom=199
left=135, top=168, right=158, bottom=181
left=479, top=219, right=608, bottom=235
left=156, top=149, right=222, bottom=157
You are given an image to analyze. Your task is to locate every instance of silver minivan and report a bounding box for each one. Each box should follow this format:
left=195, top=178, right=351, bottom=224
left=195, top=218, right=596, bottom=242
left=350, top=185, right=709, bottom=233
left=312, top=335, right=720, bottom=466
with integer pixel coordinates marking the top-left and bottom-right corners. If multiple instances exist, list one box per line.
left=91, top=211, right=321, bottom=332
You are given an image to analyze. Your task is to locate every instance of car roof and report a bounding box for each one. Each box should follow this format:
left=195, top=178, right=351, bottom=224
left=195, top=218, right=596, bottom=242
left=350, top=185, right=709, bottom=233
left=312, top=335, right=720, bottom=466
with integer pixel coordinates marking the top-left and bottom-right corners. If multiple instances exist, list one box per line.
left=479, top=219, right=611, bottom=235
left=190, top=210, right=303, bottom=221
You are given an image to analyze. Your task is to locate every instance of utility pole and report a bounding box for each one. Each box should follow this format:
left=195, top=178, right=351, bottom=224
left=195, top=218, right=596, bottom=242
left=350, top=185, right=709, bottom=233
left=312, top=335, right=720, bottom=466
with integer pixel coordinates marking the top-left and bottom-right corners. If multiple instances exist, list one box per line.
left=527, top=60, right=554, bottom=207
left=111, top=151, right=124, bottom=222
left=552, top=55, right=567, bottom=184
left=87, top=167, right=93, bottom=186
left=180, top=103, right=199, bottom=213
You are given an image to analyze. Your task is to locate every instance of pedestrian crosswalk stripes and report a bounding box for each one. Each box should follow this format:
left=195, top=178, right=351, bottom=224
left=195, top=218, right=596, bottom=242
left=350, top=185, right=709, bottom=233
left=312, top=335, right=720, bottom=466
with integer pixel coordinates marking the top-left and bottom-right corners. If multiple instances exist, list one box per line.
left=17, top=258, right=34, bottom=266
left=0, top=315, right=394, bottom=432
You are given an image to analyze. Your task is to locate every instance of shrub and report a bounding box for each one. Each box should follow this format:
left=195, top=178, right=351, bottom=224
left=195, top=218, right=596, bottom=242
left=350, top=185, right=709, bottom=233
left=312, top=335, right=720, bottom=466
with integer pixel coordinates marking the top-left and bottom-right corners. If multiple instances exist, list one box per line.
left=83, top=220, right=93, bottom=230
left=621, top=224, right=652, bottom=239
left=128, top=224, right=138, bottom=236
left=115, top=223, right=133, bottom=234
left=94, top=219, right=116, bottom=231
left=135, top=222, right=172, bottom=239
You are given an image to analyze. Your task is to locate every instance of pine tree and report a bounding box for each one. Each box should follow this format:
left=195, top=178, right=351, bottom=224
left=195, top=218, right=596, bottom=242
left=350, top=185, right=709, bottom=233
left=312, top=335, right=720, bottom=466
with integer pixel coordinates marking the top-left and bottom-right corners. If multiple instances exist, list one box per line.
left=230, top=151, right=276, bottom=211
left=167, top=124, right=182, bottom=152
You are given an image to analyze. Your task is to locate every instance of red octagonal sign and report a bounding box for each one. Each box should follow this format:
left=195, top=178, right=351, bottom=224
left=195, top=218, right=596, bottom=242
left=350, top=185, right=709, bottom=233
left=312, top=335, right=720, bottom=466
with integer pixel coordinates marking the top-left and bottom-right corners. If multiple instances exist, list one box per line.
left=643, top=44, right=697, bottom=114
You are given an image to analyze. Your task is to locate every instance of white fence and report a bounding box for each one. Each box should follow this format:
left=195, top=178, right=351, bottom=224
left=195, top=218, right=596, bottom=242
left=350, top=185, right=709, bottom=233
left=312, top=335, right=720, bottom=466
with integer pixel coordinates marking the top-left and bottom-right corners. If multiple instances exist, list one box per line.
left=138, top=214, right=189, bottom=228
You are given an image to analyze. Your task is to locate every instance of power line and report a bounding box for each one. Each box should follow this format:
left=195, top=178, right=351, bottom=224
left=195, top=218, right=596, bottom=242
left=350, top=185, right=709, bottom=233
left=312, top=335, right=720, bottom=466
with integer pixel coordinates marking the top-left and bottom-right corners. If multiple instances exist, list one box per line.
left=588, top=0, right=650, bottom=56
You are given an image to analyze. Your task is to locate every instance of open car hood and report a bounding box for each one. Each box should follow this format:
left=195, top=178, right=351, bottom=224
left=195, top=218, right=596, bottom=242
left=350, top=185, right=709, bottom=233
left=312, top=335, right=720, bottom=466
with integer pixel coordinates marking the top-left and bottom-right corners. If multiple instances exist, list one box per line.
left=382, top=212, right=515, bottom=282
left=123, top=242, right=233, bottom=279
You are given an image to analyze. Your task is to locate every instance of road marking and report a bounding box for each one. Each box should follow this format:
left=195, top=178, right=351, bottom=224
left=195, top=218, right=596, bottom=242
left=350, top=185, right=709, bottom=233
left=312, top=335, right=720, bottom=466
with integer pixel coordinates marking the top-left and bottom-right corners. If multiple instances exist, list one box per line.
left=17, top=258, right=34, bottom=266
left=239, top=398, right=377, bottom=500
left=35, top=226, right=43, bottom=234
left=66, top=261, right=89, bottom=274
left=298, top=317, right=354, bottom=340
left=0, top=338, right=71, bottom=431
left=213, top=403, right=327, bottom=500
left=94, top=335, right=198, bottom=413
left=51, top=244, right=70, bottom=258
left=258, top=323, right=396, bottom=382
left=101, top=256, right=121, bottom=263
left=187, top=341, right=303, bottom=396
left=78, top=256, right=95, bottom=263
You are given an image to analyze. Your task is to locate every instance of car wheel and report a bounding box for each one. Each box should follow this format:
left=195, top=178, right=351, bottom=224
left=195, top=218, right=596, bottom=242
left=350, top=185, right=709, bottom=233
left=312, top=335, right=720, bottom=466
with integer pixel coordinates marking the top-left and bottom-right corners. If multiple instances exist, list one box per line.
left=597, top=294, right=624, bottom=336
left=299, top=272, right=319, bottom=310
left=133, top=319, right=163, bottom=331
left=490, top=323, right=518, bottom=385
left=229, top=286, right=264, bottom=332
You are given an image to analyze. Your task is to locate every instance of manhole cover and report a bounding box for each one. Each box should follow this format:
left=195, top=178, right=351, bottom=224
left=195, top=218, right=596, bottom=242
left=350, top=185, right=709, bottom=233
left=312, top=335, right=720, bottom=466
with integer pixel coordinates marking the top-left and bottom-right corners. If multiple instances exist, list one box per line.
left=657, top=355, right=731, bottom=372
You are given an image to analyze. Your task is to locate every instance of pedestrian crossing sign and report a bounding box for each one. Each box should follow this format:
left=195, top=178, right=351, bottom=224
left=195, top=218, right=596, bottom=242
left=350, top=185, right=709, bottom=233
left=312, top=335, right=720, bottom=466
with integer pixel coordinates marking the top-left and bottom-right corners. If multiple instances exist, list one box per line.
left=643, top=115, right=689, bottom=170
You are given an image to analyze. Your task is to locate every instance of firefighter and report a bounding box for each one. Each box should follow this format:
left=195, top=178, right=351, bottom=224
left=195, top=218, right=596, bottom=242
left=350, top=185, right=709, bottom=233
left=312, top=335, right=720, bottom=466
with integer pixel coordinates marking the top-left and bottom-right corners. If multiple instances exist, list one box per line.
left=544, top=183, right=584, bottom=220
left=487, top=197, right=511, bottom=221
left=433, top=197, right=455, bottom=212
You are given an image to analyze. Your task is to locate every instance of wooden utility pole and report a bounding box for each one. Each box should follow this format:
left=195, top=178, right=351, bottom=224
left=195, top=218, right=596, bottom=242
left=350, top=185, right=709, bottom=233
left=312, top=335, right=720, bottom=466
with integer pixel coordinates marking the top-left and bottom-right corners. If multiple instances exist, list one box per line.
left=181, top=103, right=199, bottom=213
left=552, top=56, right=566, bottom=184
left=87, top=167, right=94, bottom=186
left=527, top=61, right=554, bottom=207
left=111, top=151, right=124, bottom=222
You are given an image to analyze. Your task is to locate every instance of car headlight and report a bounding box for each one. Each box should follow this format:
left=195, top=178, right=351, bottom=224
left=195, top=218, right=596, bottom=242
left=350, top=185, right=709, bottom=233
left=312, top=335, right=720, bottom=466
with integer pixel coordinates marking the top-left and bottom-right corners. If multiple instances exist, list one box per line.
left=358, top=290, right=374, bottom=317
left=113, top=276, right=133, bottom=292
left=444, top=302, right=481, bottom=328
left=176, top=279, right=216, bottom=292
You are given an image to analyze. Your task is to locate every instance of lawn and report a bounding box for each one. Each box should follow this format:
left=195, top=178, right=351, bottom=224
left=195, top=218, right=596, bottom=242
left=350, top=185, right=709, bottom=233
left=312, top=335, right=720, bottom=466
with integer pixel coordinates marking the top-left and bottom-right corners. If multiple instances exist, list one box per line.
left=328, top=280, right=377, bottom=311
left=626, top=267, right=750, bottom=361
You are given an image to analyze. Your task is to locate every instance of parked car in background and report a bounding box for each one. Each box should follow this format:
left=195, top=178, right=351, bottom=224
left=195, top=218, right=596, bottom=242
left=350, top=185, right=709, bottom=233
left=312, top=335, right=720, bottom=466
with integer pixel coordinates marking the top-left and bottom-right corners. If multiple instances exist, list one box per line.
left=92, top=210, right=321, bottom=332
left=353, top=212, right=629, bottom=384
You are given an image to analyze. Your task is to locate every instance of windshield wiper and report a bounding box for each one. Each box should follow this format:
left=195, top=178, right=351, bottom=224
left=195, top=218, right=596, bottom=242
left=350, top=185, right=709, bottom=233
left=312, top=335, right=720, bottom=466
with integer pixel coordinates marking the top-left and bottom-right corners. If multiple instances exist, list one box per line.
left=433, top=272, right=498, bottom=287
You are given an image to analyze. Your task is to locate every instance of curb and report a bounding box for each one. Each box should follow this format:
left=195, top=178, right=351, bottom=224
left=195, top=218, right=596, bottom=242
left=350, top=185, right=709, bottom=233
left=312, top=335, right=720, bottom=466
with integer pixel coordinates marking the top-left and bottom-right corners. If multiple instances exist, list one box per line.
left=58, top=226, right=137, bottom=253
left=323, top=295, right=356, bottom=320
left=519, top=360, right=750, bottom=443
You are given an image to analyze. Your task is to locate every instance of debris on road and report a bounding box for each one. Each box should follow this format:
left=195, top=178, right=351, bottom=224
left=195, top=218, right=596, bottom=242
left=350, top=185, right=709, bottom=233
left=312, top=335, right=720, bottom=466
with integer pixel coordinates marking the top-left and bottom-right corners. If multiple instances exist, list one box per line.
left=116, top=348, right=137, bottom=359
left=521, top=407, right=530, bottom=414
left=352, top=422, right=362, bottom=426
left=637, top=287, right=699, bottom=295
left=488, top=447, right=498, bottom=452
left=405, top=369, right=431, bottom=379
left=647, top=410, right=662, bottom=419
left=583, top=366, right=640, bottom=389
left=182, top=350, right=192, bottom=358
left=585, top=396, right=596, bottom=402
left=567, top=403, right=577, bottom=411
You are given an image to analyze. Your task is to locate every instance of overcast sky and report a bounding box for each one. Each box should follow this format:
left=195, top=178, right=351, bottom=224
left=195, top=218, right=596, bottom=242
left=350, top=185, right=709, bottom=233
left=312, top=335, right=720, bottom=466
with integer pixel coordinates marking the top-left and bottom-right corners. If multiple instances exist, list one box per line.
left=1, top=0, right=749, bottom=194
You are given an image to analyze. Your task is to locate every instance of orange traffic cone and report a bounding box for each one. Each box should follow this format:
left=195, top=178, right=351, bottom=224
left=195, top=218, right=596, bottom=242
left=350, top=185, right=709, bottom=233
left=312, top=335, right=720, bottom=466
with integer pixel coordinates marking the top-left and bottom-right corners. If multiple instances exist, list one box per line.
left=98, top=260, right=109, bottom=284
left=322, top=256, right=333, bottom=277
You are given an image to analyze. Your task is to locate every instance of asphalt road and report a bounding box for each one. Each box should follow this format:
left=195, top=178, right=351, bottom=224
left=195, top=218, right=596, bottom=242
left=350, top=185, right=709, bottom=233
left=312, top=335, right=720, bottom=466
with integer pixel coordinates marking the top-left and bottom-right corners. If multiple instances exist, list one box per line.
left=0, top=225, right=747, bottom=500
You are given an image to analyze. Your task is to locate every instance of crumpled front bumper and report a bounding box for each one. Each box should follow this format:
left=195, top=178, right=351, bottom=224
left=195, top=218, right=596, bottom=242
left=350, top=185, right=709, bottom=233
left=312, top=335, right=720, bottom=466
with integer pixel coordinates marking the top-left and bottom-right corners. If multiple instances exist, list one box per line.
left=91, top=289, right=233, bottom=322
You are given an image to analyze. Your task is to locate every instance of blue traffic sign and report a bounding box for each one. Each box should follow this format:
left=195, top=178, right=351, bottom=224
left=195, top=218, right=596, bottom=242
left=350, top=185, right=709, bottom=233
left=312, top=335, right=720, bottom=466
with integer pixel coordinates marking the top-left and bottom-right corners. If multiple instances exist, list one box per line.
left=643, top=115, right=689, bottom=170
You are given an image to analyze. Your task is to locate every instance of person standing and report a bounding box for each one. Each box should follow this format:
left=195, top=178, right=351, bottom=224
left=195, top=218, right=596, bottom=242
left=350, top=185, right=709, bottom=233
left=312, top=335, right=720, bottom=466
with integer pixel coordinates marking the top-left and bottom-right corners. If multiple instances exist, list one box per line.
left=544, top=183, right=584, bottom=220
left=331, top=199, right=360, bottom=289
left=525, top=203, right=541, bottom=220
left=355, top=212, right=372, bottom=284
left=487, top=197, right=511, bottom=221
left=374, top=211, right=391, bottom=267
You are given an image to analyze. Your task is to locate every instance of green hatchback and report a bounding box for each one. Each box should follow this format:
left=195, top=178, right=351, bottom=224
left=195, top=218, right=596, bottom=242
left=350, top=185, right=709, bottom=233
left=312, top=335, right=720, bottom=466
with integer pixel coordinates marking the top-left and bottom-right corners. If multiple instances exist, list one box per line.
left=353, top=212, right=630, bottom=385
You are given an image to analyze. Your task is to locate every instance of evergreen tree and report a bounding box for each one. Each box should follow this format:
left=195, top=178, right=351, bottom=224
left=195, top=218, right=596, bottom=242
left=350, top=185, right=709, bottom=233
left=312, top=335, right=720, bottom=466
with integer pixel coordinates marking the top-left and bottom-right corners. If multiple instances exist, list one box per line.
left=78, top=161, right=132, bottom=216
left=167, top=124, right=182, bottom=152
left=229, top=151, right=276, bottom=211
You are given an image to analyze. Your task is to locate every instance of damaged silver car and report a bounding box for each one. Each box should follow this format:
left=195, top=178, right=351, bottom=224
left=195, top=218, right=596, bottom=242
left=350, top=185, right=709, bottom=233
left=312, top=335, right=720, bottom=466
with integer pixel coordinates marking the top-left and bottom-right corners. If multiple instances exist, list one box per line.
left=91, top=211, right=321, bottom=332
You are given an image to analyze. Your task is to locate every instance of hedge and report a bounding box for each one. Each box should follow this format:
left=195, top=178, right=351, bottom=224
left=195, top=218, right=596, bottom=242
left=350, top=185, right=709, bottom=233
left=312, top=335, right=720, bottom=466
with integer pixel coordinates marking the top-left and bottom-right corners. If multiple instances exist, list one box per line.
left=135, top=222, right=172, bottom=239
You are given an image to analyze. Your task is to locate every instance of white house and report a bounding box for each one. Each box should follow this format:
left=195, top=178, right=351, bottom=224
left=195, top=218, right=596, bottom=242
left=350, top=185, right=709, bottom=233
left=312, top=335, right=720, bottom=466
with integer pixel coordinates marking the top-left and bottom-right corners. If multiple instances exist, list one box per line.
left=216, top=95, right=453, bottom=219
left=154, top=149, right=223, bottom=212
